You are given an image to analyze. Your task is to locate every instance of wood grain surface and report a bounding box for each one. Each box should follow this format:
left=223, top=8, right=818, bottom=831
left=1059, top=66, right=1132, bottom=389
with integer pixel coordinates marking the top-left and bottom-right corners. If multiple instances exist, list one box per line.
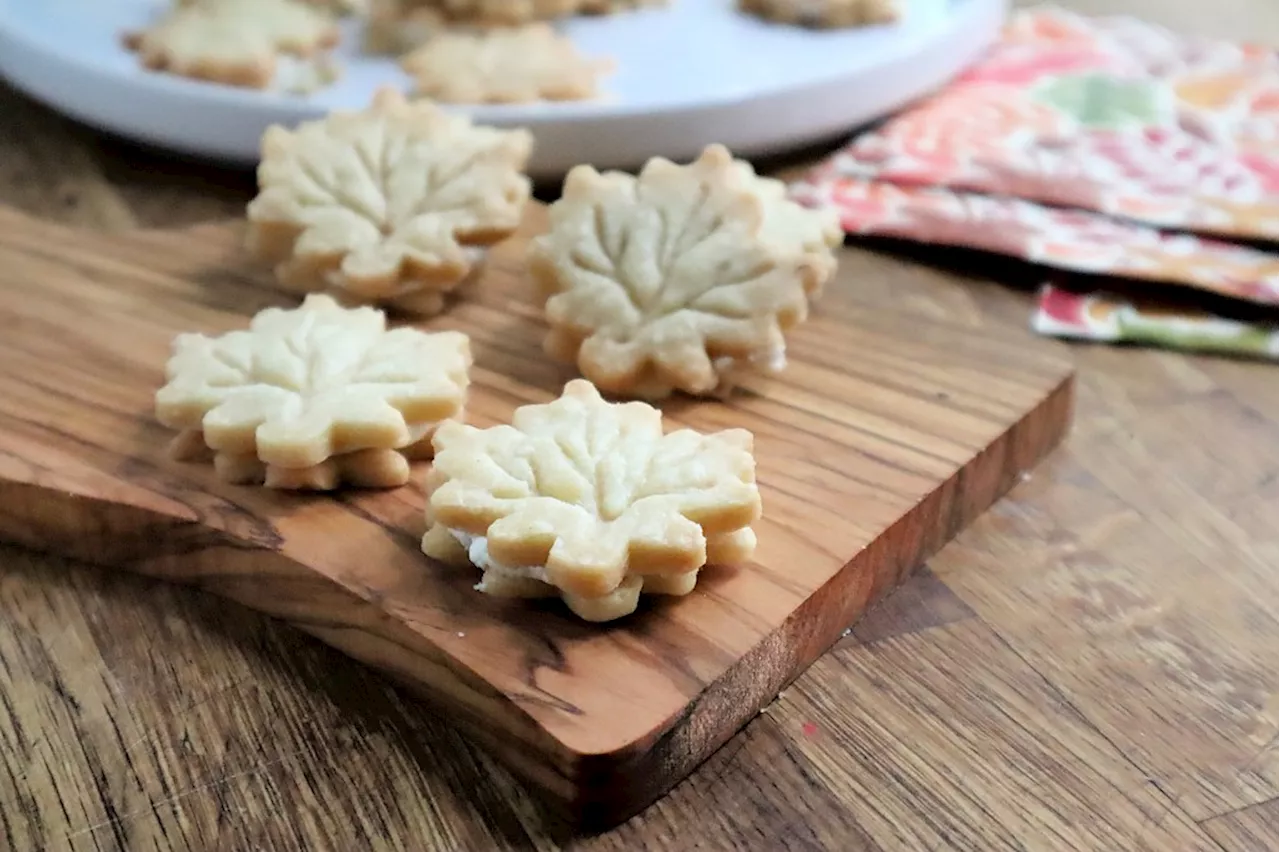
left=1, top=0, right=1276, bottom=849
left=0, top=192, right=1073, bottom=828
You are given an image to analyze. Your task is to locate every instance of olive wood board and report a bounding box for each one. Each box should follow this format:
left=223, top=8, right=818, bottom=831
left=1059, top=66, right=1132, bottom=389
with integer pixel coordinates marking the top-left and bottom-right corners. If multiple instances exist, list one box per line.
left=0, top=204, right=1075, bottom=830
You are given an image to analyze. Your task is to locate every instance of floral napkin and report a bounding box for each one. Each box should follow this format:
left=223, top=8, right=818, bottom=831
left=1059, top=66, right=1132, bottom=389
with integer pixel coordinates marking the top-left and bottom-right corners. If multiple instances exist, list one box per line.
left=1033, top=284, right=1277, bottom=358
left=791, top=178, right=1279, bottom=305
left=792, top=5, right=1279, bottom=359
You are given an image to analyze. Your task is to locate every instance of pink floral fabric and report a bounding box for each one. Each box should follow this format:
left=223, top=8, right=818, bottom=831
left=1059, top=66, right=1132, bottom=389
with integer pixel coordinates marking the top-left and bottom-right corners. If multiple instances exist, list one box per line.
left=791, top=176, right=1279, bottom=305
left=821, top=6, right=1279, bottom=239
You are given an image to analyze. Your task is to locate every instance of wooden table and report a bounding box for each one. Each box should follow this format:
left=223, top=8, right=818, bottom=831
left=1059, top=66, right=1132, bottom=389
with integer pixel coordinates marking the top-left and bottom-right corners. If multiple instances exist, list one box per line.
left=1, top=1, right=1275, bottom=849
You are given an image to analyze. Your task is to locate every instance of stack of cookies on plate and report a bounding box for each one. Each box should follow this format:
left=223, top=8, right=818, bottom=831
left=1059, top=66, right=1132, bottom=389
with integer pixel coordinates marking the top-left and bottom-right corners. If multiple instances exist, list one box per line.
left=123, top=0, right=902, bottom=98
left=121, top=0, right=651, bottom=99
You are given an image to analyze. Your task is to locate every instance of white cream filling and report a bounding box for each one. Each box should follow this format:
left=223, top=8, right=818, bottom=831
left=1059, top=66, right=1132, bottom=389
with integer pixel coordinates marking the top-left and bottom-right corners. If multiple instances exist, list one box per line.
left=449, top=529, right=549, bottom=583
left=713, top=343, right=788, bottom=378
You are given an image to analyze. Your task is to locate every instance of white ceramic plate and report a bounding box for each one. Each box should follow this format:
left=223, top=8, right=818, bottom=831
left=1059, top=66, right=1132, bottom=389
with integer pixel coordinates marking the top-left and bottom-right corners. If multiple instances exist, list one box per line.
left=0, top=0, right=1005, bottom=176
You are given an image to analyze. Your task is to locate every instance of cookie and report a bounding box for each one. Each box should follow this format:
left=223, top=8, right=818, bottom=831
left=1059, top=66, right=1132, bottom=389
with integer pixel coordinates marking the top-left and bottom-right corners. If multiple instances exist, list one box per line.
left=738, top=0, right=901, bottom=29
left=363, top=0, right=449, bottom=54
left=453, top=0, right=663, bottom=22
left=576, top=0, right=666, bottom=14
left=363, top=0, right=658, bottom=53
left=528, top=144, right=829, bottom=399
left=428, top=0, right=581, bottom=25
left=176, top=0, right=366, bottom=12
left=401, top=24, right=613, bottom=103
left=155, top=294, right=472, bottom=490
left=421, top=380, right=761, bottom=622
left=307, top=0, right=368, bottom=14
left=170, top=421, right=441, bottom=489
left=123, top=0, right=341, bottom=90
left=363, top=0, right=569, bottom=54
left=173, top=438, right=419, bottom=489
left=246, top=88, right=533, bottom=314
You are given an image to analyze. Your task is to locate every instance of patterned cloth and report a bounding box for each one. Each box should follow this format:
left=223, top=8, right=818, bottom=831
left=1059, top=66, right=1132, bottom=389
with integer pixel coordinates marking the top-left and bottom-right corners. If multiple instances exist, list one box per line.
left=1033, top=284, right=1278, bottom=360
left=793, top=5, right=1279, bottom=358
left=790, top=178, right=1279, bottom=305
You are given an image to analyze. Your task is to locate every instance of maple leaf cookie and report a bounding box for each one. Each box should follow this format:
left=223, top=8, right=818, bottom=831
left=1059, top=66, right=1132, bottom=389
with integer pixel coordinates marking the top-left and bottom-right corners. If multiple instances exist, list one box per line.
left=527, top=144, right=829, bottom=399
left=363, top=0, right=567, bottom=53
left=124, top=0, right=341, bottom=90
left=246, top=89, right=533, bottom=315
left=363, top=0, right=447, bottom=55
left=421, top=380, right=761, bottom=622
left=426, top=0, right=580, bottom=26
left=430, top=0, right=664, bottom=23
left=401, top=24, right=613, bottom=104
left=176, top=0, right=367, bottom=13
left=738, top=0, right=901, bottom=29
left=363, top=0, right=656, bottom=54
left=155, top=294, right=472, bottom=490
left=576, top=0, right=667, bottom=14
left=304, top=0, right=368, bottom=14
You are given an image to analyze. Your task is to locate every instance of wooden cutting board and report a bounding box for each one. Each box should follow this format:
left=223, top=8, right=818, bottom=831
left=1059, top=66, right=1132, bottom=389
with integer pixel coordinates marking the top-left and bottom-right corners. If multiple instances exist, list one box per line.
left=0, top=205, right=1074, bottom=830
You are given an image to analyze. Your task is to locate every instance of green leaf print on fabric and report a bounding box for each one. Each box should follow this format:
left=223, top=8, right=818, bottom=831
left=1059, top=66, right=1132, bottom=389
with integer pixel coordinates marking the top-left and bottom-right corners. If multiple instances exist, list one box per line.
left=1034, top=73, right=1166, bottom=128
left=1117, top=311, right=1279, bottom=359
